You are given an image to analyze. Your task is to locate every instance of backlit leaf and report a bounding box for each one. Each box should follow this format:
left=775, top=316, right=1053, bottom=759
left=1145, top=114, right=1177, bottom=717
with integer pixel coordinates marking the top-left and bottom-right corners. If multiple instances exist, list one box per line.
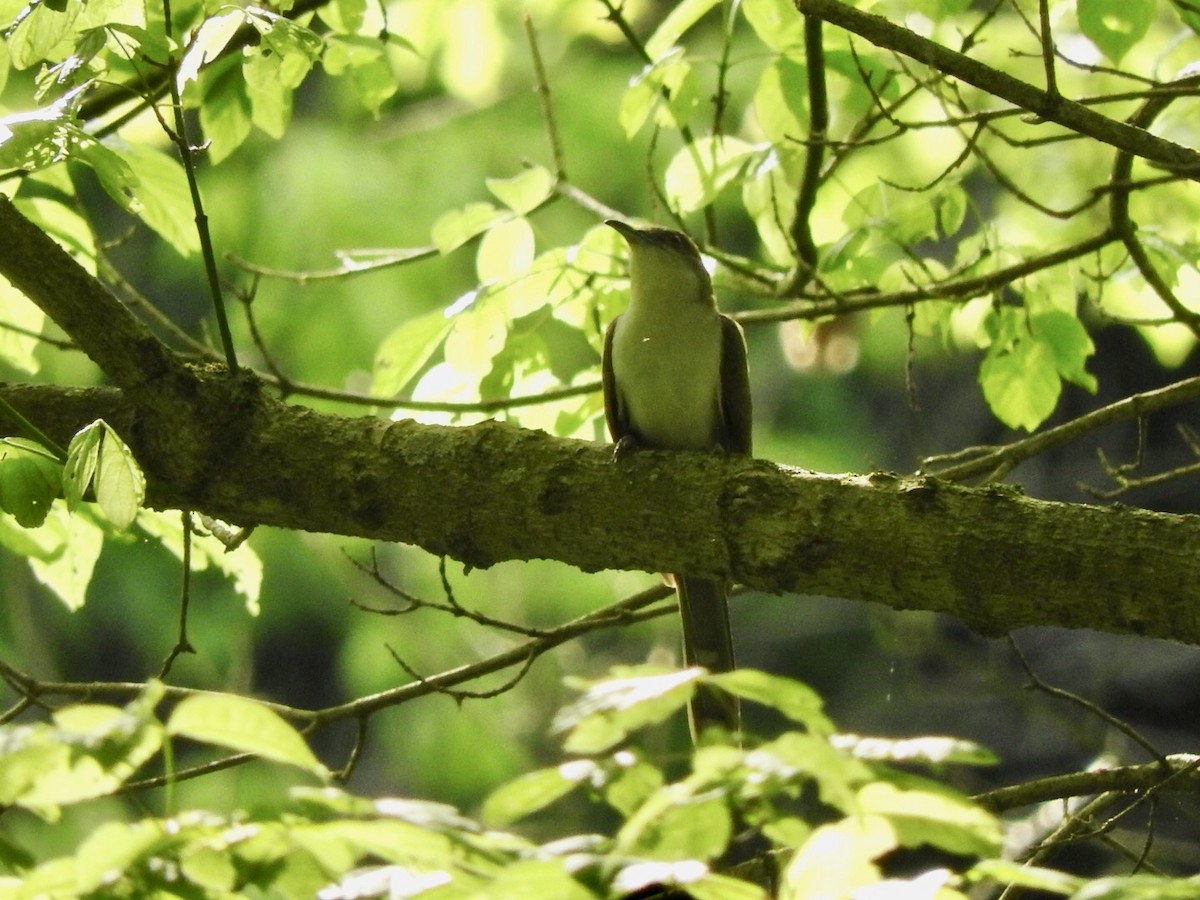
left=167, top=694, right=328, bottom=777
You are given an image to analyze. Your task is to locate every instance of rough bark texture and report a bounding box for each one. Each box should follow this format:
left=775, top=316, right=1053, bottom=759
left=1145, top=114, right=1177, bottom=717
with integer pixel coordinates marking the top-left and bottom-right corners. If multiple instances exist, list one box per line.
left=1, top=197, right=1198, bottom=646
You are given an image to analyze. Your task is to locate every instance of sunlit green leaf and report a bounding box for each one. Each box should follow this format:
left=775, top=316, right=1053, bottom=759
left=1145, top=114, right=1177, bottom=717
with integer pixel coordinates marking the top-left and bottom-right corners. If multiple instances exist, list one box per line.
left=481, top=860, right=597, bottom=900
left=1078, top=0, right=1153, bottom=62
left=167, top=694, right=328, bottom=777
left=97, top=143, right=200, bottom=256
left=856, top=781, right=1001, bottom=857
left=482, top=760, right=600, bottom=827
left=477, top=216, right=535, bottom=282
left=6, top=1, right=81, bottom=69
left=752, top=56, right=808, bottom=144
left=665, top=135, right=760, bottom=213
left=486, top=166, right=555, bottom=215
left=73, top=821, right=165, bottom=893
left=199, top=56, right=252, bottom=163
left=0, top=438, right=61, bottom=528
left=747, top=732, right=871, bottom=812
left=177, top=9, right=245, bottom=88
left=741, top=0, right=806, bottom=51
left=783, top=816, right=895, bottom=897
left=710, top=669, right=833, bottom=733
left=831, top=733, right=998, bottom=766
left=618, top=789, right=732, bottom=861
left=619, top=50, right=698, bottom=137
left=180, top=844, right=238, bottom=891
left=135, top=510, right=263, bottom=615
left=645, top=0, right=722, bottom=59
left=372, top=307, right=455, bottom=397
left=25, top=504, right=104, bottom=610
left=1032, top=310, right=1097, bottom=391
left=965, top=859, right=1081, bottom=894
left=604, top=755, right=664, bottom=818
left=0, top=103, right=86, bottom=171
left=322, top=34, right=397, bottom=112
left=0, top=275, right=45, bottom=375
left=979, top=337, right=1061, bottom=431
left=555, top=667, right=700, bottom=753
left=431, top=202, right=507, bottom=254
left=444, top=297, right=508, bottom=378
left=65, top=420, right=144, bottom=529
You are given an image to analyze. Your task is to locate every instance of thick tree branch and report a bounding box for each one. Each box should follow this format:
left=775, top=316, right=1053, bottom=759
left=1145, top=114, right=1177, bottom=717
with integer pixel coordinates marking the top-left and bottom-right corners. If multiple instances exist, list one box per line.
left=0, top=197, right=187, bottom=390
left=2, top=379, right=1199, bottom=647
left=1, top=194, right=1199, bottom=652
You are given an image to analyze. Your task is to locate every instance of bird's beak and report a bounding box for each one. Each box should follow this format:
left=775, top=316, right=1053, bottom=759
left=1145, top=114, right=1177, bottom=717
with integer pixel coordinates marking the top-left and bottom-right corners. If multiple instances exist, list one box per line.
left=606, top=219, right=641, bottom=243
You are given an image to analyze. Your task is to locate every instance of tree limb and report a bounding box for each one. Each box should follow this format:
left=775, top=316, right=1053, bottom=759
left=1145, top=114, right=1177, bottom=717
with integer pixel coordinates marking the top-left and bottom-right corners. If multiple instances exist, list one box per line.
left=793, top=0, right=1200, bottom=174
left=1, top=197, right=1199, bottom=651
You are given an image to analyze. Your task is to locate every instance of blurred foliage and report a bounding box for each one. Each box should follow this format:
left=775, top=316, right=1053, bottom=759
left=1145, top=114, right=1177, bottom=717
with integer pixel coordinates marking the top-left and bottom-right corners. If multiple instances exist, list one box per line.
left=1, top=0, right=1200, bottom=894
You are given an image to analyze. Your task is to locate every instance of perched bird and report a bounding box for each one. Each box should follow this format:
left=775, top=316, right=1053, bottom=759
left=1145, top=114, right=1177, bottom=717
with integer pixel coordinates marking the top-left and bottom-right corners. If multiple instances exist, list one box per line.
left=601, top=219, right=752, bottom=738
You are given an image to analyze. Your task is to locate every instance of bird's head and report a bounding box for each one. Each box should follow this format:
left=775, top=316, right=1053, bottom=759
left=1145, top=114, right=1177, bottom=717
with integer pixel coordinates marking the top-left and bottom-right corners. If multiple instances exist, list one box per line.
left=606, top=219, right=713, bottom=307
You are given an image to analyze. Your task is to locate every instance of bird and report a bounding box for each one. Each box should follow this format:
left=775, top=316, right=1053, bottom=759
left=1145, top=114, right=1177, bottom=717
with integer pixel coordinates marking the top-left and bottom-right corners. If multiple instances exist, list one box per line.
left=601, top=219, right=752, bottom=739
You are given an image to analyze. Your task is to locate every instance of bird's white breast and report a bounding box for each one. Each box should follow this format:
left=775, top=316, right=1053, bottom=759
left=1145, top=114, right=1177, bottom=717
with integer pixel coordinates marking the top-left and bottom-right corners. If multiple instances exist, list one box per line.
left=611, top=303, right=724, bottom=450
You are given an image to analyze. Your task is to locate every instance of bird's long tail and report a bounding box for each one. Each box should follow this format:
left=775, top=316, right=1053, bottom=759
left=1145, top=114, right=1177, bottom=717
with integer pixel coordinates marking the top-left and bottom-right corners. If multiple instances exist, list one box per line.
left=675, top=576, right=740, bottom=738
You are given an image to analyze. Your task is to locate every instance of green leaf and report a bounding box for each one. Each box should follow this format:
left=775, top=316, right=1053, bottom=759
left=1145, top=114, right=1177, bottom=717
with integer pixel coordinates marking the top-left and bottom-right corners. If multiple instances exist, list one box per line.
left=856, top=781, right=1002, bottom=857
left=94, top=424, right=143, bottom=530
left=6, top=1, right=82, bottom=69
left=844, top=181, right=946, bottom=246
left=747, top=732, right=871, bottom=812
left=477, top=216, right=535, bottom=282
left=554, top=667, right=700, bottom=753
left=979, top=336, right=1061, bottom=431
left=1077, top=0, right=1154, bottom=62
left=103, top=142, right=201, bottom=256
left=167, top=694, right=328, bottom=777
left=604, top=755, right=664, bottom=818
left=614, top=861, right=766, bottom=900
left=618, top=789, right=732, bottom=861
left=752, top=56, right=808, bottom=145
left=444, top=294, right=508, bottom=379
left=65, top=420, right=144, bottom=530
left=831, top=733, right=998, bottom=766
left=742, top=151, right=798, bottom=265
left=0, top=274, right=45, bottom=374
left=486, top=166, right=555, bottom=215
left=1070, top=874, right=1200, bottom=900
left=783, top=816, right=895, bottom=897
left=74, top=821, right=166, bottom=893
left=321, top=34, right=397, bottom=113
left=742, top=0, right=806, bottom=51
left=244, top=52, right=292, bottom=139
left=482, top=760, right=601, bottom=826
left=0, top=438, right=62, bottom=527
left=710, top=670, right=834, bottom=733
left=618, top=50, right=698, bottom=137
left=1032, top=310, right=1097, bottom=391
left=645, top=0, right=722, bottom=59
left=199, top=56, right=253, bottom=163
left=0, top=101, right=88, bottom=171
left=966, top=859, right=1081, bottom=894
left=432, top=202, right=507, bottom=254
left=25, top=504, right=104, bottom=610
left=176, top=9, right=246, bottom=87
left=664, top=135, right=759, bottom=213
left=371, top=307, right=455, bottom=397
left=135, top=510, right=263, bottom=615
left=482, top=860, right=597, bottom=900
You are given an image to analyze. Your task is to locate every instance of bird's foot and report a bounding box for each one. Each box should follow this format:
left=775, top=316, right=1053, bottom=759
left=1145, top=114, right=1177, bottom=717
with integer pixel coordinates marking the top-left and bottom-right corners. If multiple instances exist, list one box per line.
left=612, top=435, right=641, bottom=460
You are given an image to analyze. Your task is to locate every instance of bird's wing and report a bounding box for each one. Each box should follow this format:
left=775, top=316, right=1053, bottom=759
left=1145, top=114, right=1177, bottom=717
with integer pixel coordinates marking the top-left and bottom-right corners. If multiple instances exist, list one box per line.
left=718, top=314, right=753, bottom=455
left=601, top=316, right=629, bottom=443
